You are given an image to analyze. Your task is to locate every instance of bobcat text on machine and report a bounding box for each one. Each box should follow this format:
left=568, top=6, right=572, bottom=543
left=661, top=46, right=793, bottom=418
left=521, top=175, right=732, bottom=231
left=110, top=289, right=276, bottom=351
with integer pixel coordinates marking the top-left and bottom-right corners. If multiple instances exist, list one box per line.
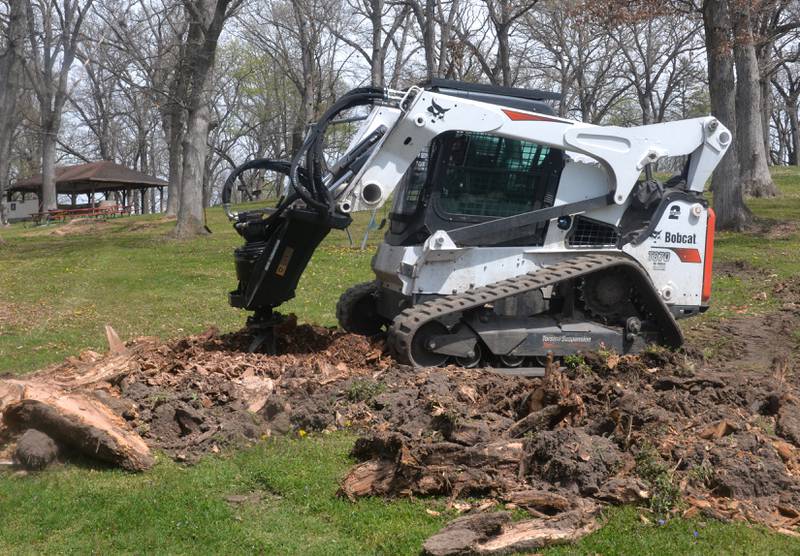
left=221, top=79, right=730, bottom=370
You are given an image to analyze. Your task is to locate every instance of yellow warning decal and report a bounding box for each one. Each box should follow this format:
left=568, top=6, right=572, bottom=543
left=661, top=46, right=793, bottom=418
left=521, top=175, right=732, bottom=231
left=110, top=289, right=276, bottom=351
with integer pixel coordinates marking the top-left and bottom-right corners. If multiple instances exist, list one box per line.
left=275, top=247, right=294, bottom=277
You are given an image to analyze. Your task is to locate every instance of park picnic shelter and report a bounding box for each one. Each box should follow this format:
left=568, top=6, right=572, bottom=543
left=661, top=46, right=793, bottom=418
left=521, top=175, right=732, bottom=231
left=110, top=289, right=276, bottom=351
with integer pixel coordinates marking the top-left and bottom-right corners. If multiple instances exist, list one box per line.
left=7, top=161, right=168, bottom=222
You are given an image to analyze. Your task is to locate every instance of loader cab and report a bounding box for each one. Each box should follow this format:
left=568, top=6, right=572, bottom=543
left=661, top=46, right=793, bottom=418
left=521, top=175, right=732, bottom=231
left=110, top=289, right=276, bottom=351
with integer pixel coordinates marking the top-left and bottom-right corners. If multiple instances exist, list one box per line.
left=386, top=131, right=565, bottom=247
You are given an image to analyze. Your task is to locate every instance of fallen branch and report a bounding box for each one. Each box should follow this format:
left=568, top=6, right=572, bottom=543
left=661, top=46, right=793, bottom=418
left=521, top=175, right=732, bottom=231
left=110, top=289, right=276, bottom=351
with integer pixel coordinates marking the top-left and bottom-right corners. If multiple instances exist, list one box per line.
left=422, top=506, right=601, bottom=556
left=2, top=383, right=153, bottom=471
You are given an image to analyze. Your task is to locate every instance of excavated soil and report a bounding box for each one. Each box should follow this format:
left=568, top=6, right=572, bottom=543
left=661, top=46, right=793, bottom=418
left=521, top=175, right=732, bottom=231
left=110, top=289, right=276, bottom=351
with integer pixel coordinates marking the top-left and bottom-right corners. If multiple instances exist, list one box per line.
left=76, top=317, right=387, bottom=461
left=48, top=218, right=113, bottom=236
left=2, top=279, right=800, bottom=545
left=755, top=219, right=799, bottom=240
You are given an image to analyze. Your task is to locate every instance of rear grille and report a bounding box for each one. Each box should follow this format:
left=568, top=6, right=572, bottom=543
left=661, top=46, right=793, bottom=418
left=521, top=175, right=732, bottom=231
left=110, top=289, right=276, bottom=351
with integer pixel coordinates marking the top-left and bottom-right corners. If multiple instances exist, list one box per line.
left=568, top=217, right=619, bottom=247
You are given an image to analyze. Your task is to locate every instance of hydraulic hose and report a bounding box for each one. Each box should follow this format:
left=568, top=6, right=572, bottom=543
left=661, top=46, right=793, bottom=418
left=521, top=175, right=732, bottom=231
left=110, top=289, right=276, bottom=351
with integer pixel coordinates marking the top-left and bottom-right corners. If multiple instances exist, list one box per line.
left=221, top=158, right=294, bottom=221
left=223, top=86, right=388, bottom=222
left=290, top=87, right=387, bottom=216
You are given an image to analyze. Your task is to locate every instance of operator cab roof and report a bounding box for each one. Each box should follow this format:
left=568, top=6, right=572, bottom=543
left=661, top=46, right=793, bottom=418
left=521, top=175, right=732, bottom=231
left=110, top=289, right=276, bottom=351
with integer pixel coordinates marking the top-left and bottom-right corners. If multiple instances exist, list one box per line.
left=422, top=78, right=560, bottom=116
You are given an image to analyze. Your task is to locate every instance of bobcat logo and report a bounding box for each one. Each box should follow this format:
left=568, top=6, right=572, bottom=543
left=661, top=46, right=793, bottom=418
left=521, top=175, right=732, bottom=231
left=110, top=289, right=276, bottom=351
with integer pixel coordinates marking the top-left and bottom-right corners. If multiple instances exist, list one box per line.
left=427, top=99, right=451, bottom=120
left=650, top=229, right=662, bottom=240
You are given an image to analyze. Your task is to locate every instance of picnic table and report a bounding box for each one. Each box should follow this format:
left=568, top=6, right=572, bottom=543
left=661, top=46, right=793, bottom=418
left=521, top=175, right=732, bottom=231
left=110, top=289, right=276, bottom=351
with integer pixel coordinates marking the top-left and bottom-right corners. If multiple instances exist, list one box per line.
left=30, top=205, right=131, bottom=225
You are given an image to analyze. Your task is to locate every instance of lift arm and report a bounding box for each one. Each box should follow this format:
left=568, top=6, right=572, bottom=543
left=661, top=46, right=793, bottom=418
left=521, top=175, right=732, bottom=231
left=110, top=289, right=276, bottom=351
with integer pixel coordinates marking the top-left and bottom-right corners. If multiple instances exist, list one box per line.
left=336, top=88, right=732, bottom=213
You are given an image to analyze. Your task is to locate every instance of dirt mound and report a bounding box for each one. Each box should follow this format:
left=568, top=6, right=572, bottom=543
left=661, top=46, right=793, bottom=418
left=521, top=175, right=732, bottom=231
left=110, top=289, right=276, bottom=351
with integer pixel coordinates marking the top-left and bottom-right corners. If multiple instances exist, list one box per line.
left=2, top=302, right=800, bottom=549
left=713, top=259, right=774, bottom=280
left=754, top=219, right=799, bottom=240
left=685, top=308, right=799, bottom=367
left=0, top=301, right=34, bottom=329
left=0, top=318, right=383, bottom=461
left=123, top=217, right=176, bottom=232
left=48, top=218, right=112, bottom=236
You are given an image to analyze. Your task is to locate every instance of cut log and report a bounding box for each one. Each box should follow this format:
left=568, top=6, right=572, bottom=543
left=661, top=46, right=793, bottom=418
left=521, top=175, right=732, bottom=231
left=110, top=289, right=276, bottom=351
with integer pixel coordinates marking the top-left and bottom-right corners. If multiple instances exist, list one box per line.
left=503, top=489, right=571, bottom=512
left=595, top=477, right=650, bottom=504
left=474, top=509, right=601, bottom=554
left=423, top=507, right=600, bottom=556
left=238, top=375, right=275, bottom=413
left=460, top=440, right=525, bottom=467
left=2, top=383, right=153, bottom=471
left=422, top=512, right=511, bottom=556
left=0, top=380, right=25, bottom=412
left=505, top=404, right=571, bottom=439
left=698, top=420, right=738, bottom=440
left=34, top=352, right=139, bottom=390
left=105, top=324, right=128, bottom=355
left=777, top=396, right=800, bottom=447
left=338, top=459, right=398, bottom=500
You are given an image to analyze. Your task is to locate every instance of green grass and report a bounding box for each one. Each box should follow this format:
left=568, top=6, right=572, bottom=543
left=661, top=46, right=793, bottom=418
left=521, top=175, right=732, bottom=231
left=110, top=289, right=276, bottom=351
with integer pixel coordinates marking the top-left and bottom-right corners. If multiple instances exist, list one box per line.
left=0, top=433, right=447, bottom=555
left=1, top=173, right=800, bottom=554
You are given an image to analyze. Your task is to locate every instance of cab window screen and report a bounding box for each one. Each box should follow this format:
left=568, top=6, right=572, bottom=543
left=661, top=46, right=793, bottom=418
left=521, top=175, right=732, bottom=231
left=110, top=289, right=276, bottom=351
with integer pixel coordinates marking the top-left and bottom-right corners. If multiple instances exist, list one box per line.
left=390, top=150, right=429, bottom=217
left=437, top=132, right=561, bottom=218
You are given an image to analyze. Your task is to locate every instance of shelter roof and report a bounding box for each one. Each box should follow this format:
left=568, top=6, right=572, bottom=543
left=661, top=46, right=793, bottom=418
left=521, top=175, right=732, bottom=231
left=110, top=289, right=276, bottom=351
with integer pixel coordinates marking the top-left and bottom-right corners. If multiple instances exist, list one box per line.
left=11, top=161, right=168, bottom=194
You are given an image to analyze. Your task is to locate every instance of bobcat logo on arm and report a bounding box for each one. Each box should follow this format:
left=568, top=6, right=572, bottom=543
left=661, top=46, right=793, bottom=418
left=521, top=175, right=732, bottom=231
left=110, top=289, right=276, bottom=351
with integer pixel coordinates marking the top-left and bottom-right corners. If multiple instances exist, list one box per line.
left=427, top=99, right=451, bottom=120
left=650, top=230, right=662, bottom=240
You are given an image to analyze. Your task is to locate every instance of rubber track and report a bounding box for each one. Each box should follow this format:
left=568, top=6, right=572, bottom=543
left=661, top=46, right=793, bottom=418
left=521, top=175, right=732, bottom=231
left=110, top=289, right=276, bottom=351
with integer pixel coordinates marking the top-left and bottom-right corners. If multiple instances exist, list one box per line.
left=387, top=253, right=683, bottom=366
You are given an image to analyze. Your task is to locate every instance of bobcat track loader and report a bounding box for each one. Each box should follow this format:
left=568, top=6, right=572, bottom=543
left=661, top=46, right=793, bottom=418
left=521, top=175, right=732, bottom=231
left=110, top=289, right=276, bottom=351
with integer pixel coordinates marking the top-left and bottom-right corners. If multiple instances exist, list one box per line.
left=222, top=79, right=730, bottom=371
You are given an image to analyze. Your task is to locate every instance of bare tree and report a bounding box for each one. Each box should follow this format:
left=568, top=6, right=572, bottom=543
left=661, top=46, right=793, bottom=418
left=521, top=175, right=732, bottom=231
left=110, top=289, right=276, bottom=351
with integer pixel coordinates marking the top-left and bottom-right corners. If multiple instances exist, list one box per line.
left=25, top=0, right=95, bottom=212
left=241, top=0, right=346, bottom=153
left=404, top=0, right=460, bottom=80
left=732, top=0, right=778, bottom=197
left=752, top=0, right=800, bottom=163
left=455, top=0, right=538, bottom=86
left=95, top=0, right=190, bottom=214
left=525, top=2, right=629, bottom=123
left=773, top=57, right=800, bottom=165
left=0, top=0, right=28, bottom=225
left=327, top=0, right=410, bottom=87
left=608, top=12, right=704, bottom=124
left=704, top=0, right=752, bottom=230
left=68, top=16, right=129, bottom=163
left=173, top=0, right=240, bottom=237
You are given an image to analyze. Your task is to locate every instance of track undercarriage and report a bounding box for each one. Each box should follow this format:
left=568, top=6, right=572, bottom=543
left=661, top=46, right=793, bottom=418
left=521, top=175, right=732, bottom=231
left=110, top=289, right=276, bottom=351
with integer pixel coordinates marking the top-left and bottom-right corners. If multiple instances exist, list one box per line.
left=337, top=253, right=682, bottom=369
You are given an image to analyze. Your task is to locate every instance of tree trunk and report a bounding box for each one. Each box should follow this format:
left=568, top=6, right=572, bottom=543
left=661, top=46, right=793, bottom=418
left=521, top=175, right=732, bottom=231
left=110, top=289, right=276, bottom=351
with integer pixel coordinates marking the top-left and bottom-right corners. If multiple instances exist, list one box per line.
left=175, top=102, right=211, bottom=237
left=369, top=0, right=384, bottom=87
left=0, top=146, right=10, bottom=226
left=639, top=93, right=652, bottom=125
left=290, top=0, right=316, bottom=154
left=790, top=107, right=800, bottom=167
left=732, top=0, right=777, bottom=198
left=497, top=22, right=511, bottom=87
left=165, top=114, right=184, bottom=216
left=436, top=0, right=458, bottom=79
left=704, top=0, right=751, bottom=231
left=202, top=150, right=212, bottom=208
left=172, top=0, right=229, bottom=237
left=493, top=0, right=513, bottom=88
left=40, top=124, right=58, bottom=211
left=414, top=0, right=437, bottom=80
left=163, top=43, right=189, bottom=217
left=0, top=0, right=27, bottom=226
left=760, top=76, right=772, bottom=165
